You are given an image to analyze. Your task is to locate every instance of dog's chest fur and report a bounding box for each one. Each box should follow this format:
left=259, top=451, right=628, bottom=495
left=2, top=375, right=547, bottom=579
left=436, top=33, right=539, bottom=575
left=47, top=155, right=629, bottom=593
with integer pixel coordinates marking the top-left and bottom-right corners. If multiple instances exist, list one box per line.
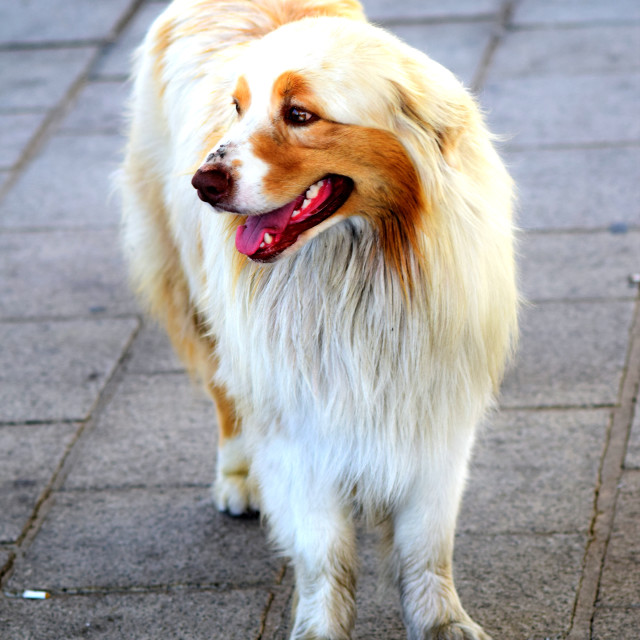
left=198, top=214, right=490, bottom=505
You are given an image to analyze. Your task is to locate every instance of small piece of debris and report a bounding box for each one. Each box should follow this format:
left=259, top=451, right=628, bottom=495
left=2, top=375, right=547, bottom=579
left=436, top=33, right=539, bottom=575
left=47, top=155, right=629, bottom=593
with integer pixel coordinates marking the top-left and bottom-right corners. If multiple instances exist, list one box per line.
left=21, top=590, right=50, bottom=600
left=629, top=273, right=640, bottom=286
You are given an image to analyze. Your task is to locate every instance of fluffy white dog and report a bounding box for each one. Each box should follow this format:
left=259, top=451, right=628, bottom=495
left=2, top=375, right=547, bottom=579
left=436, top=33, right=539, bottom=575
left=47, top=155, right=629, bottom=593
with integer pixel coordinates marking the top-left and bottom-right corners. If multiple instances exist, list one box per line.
left=120, top=1, right=518, bottom=638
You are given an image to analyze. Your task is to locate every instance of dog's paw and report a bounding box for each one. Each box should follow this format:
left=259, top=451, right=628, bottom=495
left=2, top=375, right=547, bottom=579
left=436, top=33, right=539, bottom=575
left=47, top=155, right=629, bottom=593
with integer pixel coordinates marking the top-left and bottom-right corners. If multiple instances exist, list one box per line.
left=213, top=470, right=260, bottom=516
left=213, top=435, right=260, bottom=516
left=428, top=621, right=492, bottom=640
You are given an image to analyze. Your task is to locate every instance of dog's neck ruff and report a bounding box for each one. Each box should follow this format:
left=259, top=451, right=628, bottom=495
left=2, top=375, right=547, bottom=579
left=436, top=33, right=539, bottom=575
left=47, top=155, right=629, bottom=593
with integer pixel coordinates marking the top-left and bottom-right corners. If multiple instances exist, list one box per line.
left=234, top=175, right=353, bottom=262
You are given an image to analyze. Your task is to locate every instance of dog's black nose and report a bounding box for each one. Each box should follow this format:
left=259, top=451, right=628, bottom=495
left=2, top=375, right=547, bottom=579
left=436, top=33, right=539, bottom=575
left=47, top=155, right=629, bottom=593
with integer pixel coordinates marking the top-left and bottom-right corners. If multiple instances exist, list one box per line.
left=192, top=165, right=232, bottom=204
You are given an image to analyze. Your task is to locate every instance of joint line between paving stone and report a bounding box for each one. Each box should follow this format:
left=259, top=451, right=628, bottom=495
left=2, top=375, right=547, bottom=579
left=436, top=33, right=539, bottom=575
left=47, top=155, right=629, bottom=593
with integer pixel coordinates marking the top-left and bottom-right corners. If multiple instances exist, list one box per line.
left=58, top=482, right=211, bottom=494
left=3, top=580, right=277, bottom=599
left=0, top=63, right=100, bottom=204
left=374, top=14, right=496, bottom=28
left=529, top=296, right=640, bottom=305
left=0, top=224, right=121, bottom=234
left=0, top=313, right=141, bottom=326
left=522, top=227, right=640, bottom=237
left=0, top=552, right=16, bottom=588
left=0, top=40, right=111, bottom=52
left=0, top=418, right=79, bottom=428
left=471, top=0, right=514, bottom=93
left=567, top=292, right=640, bottom=639
left=507, top=140, right=640, bottom=152
left=498, top=403, right=618, bottom=412
left=0, top=318, right=142, bottom=588
left=256, top=563, right=288, bottom=640
left=508, top=21, right=640, bottom=33
left=509, top=19, right=640, bottom=31
left=0, top=0, right=146, bottom=205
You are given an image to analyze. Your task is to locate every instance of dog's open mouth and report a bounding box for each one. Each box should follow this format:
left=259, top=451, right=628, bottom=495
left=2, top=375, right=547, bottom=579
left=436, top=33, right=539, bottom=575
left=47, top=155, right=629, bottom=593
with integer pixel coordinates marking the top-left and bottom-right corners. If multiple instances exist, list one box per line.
left=235, top=175, right=353, bottom=262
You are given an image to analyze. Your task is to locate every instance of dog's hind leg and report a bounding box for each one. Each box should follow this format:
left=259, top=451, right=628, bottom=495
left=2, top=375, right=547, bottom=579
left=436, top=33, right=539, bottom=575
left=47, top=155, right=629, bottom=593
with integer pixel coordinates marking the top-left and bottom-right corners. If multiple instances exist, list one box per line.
left=389, top=441, right=491, bottom=640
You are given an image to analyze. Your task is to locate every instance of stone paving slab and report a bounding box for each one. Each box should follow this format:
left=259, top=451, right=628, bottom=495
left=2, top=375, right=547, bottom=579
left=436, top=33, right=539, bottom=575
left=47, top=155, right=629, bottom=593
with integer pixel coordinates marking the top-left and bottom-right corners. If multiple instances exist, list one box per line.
left=519, top=231, right=640, bottom=300
left=0, top=113, right=45, bottom=170
left=64, top=373, right=216, bottom=490
left=596, top=470, right=640, bottom=608
left=625, top=401, right=640, bottom=469
left=0, top=134, right=124, bottom=230
left=490, top=25, right=640, bottom=79
left=125, top=322, right=185, bottom=374
left=0, top=229, right=136, bottom=319
left=0, top=48, right=97, bottom=113
left=92, top=1, right=169, bottom=79
left=388, top=21, right=493, bottom=87
left=513, top=0, right=640, bottom=27
left=501, top=300, right=634, bottom=408
left=59, top=81, right=130, bottom=135
left=460, top=409, right=607, bottom=534
left=0, top=0, right=135, bottom=45
left=592, top=606, right=640, bottom=640
left=0, top=588, right=268, bottom=640
left=507, top=146, right=640, bottom=230
left=364, top=0, right=501, bottom=22
left=0, top=318, right=138, bottom=423
left=482, top=73, right=640, bottom=146
left=455, top=533, right=585, bottom=640
left=6, top=488, right=280, bottom=592
left=0, top=423, right=79, bottom=543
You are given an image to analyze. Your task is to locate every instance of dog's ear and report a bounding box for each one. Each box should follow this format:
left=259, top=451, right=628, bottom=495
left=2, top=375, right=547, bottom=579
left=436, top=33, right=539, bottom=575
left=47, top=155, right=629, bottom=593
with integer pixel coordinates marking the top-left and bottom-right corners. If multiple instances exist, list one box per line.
left=392, top=58, right=473, bottom=170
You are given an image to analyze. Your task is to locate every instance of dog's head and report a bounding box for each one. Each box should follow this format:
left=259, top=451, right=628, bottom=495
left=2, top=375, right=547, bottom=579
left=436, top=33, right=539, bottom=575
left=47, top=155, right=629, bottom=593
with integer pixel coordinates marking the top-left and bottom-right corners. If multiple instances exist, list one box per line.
left=192, top=17, right=475, bottom=267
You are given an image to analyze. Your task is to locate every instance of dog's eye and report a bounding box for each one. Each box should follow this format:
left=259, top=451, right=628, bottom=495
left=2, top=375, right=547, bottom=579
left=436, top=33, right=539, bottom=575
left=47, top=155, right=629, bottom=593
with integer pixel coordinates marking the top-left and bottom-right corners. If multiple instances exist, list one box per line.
left=285, top=106, right=317, bottom=126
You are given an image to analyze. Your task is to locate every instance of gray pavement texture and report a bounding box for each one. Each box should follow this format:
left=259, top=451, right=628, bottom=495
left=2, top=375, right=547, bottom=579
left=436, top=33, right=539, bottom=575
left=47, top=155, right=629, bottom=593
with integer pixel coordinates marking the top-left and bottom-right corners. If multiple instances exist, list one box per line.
left=0, top=0, right=638, bottom=639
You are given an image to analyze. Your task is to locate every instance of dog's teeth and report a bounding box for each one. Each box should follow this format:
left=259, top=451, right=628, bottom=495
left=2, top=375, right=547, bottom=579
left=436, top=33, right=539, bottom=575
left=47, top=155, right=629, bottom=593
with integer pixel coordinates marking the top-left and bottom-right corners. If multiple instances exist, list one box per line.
left=302, top=198, right=310, bottom=210
left=259, top=242, right=265, bottom=248
left=264, top=233, right=273, bottom=244
left=306, top=185, right=320, bottom=199
left=291, top=209, right=301, bottom=218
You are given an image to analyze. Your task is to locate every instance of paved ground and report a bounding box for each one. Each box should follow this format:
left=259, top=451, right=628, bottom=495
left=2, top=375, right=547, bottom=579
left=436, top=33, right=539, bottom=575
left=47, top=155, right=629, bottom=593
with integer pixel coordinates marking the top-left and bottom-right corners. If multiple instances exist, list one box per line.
left=0, top=0, right=638, bottom=638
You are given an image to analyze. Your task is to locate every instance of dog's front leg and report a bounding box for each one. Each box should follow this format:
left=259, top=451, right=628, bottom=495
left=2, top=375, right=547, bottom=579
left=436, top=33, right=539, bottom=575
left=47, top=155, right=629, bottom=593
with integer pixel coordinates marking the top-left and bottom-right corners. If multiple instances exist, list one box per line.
left=207, top=381, right=260, bottom=516
left=390, top=444, right=491, bottom=640
left=255, top=435, right=357, bottom=640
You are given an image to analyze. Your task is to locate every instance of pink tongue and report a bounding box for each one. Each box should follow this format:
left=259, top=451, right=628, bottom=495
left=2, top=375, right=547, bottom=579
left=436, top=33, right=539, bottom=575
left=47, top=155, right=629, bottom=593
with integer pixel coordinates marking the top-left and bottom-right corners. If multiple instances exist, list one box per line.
left=235, top=198, right=301, bottom=256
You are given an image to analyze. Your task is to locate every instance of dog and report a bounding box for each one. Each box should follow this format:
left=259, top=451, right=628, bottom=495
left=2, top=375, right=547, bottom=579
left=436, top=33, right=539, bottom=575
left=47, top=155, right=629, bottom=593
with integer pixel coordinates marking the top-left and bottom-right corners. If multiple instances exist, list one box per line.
left=120, top=1, right=518, bottom=638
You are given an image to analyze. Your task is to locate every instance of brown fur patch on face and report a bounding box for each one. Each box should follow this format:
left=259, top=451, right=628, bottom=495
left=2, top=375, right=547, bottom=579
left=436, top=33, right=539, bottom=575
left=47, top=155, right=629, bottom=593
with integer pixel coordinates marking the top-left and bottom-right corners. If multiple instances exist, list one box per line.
left=249, top=119, right=426, bottom=291
left=271, top=71, right=322, bottom=117
left=233, top=75, right=251, bottom=116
